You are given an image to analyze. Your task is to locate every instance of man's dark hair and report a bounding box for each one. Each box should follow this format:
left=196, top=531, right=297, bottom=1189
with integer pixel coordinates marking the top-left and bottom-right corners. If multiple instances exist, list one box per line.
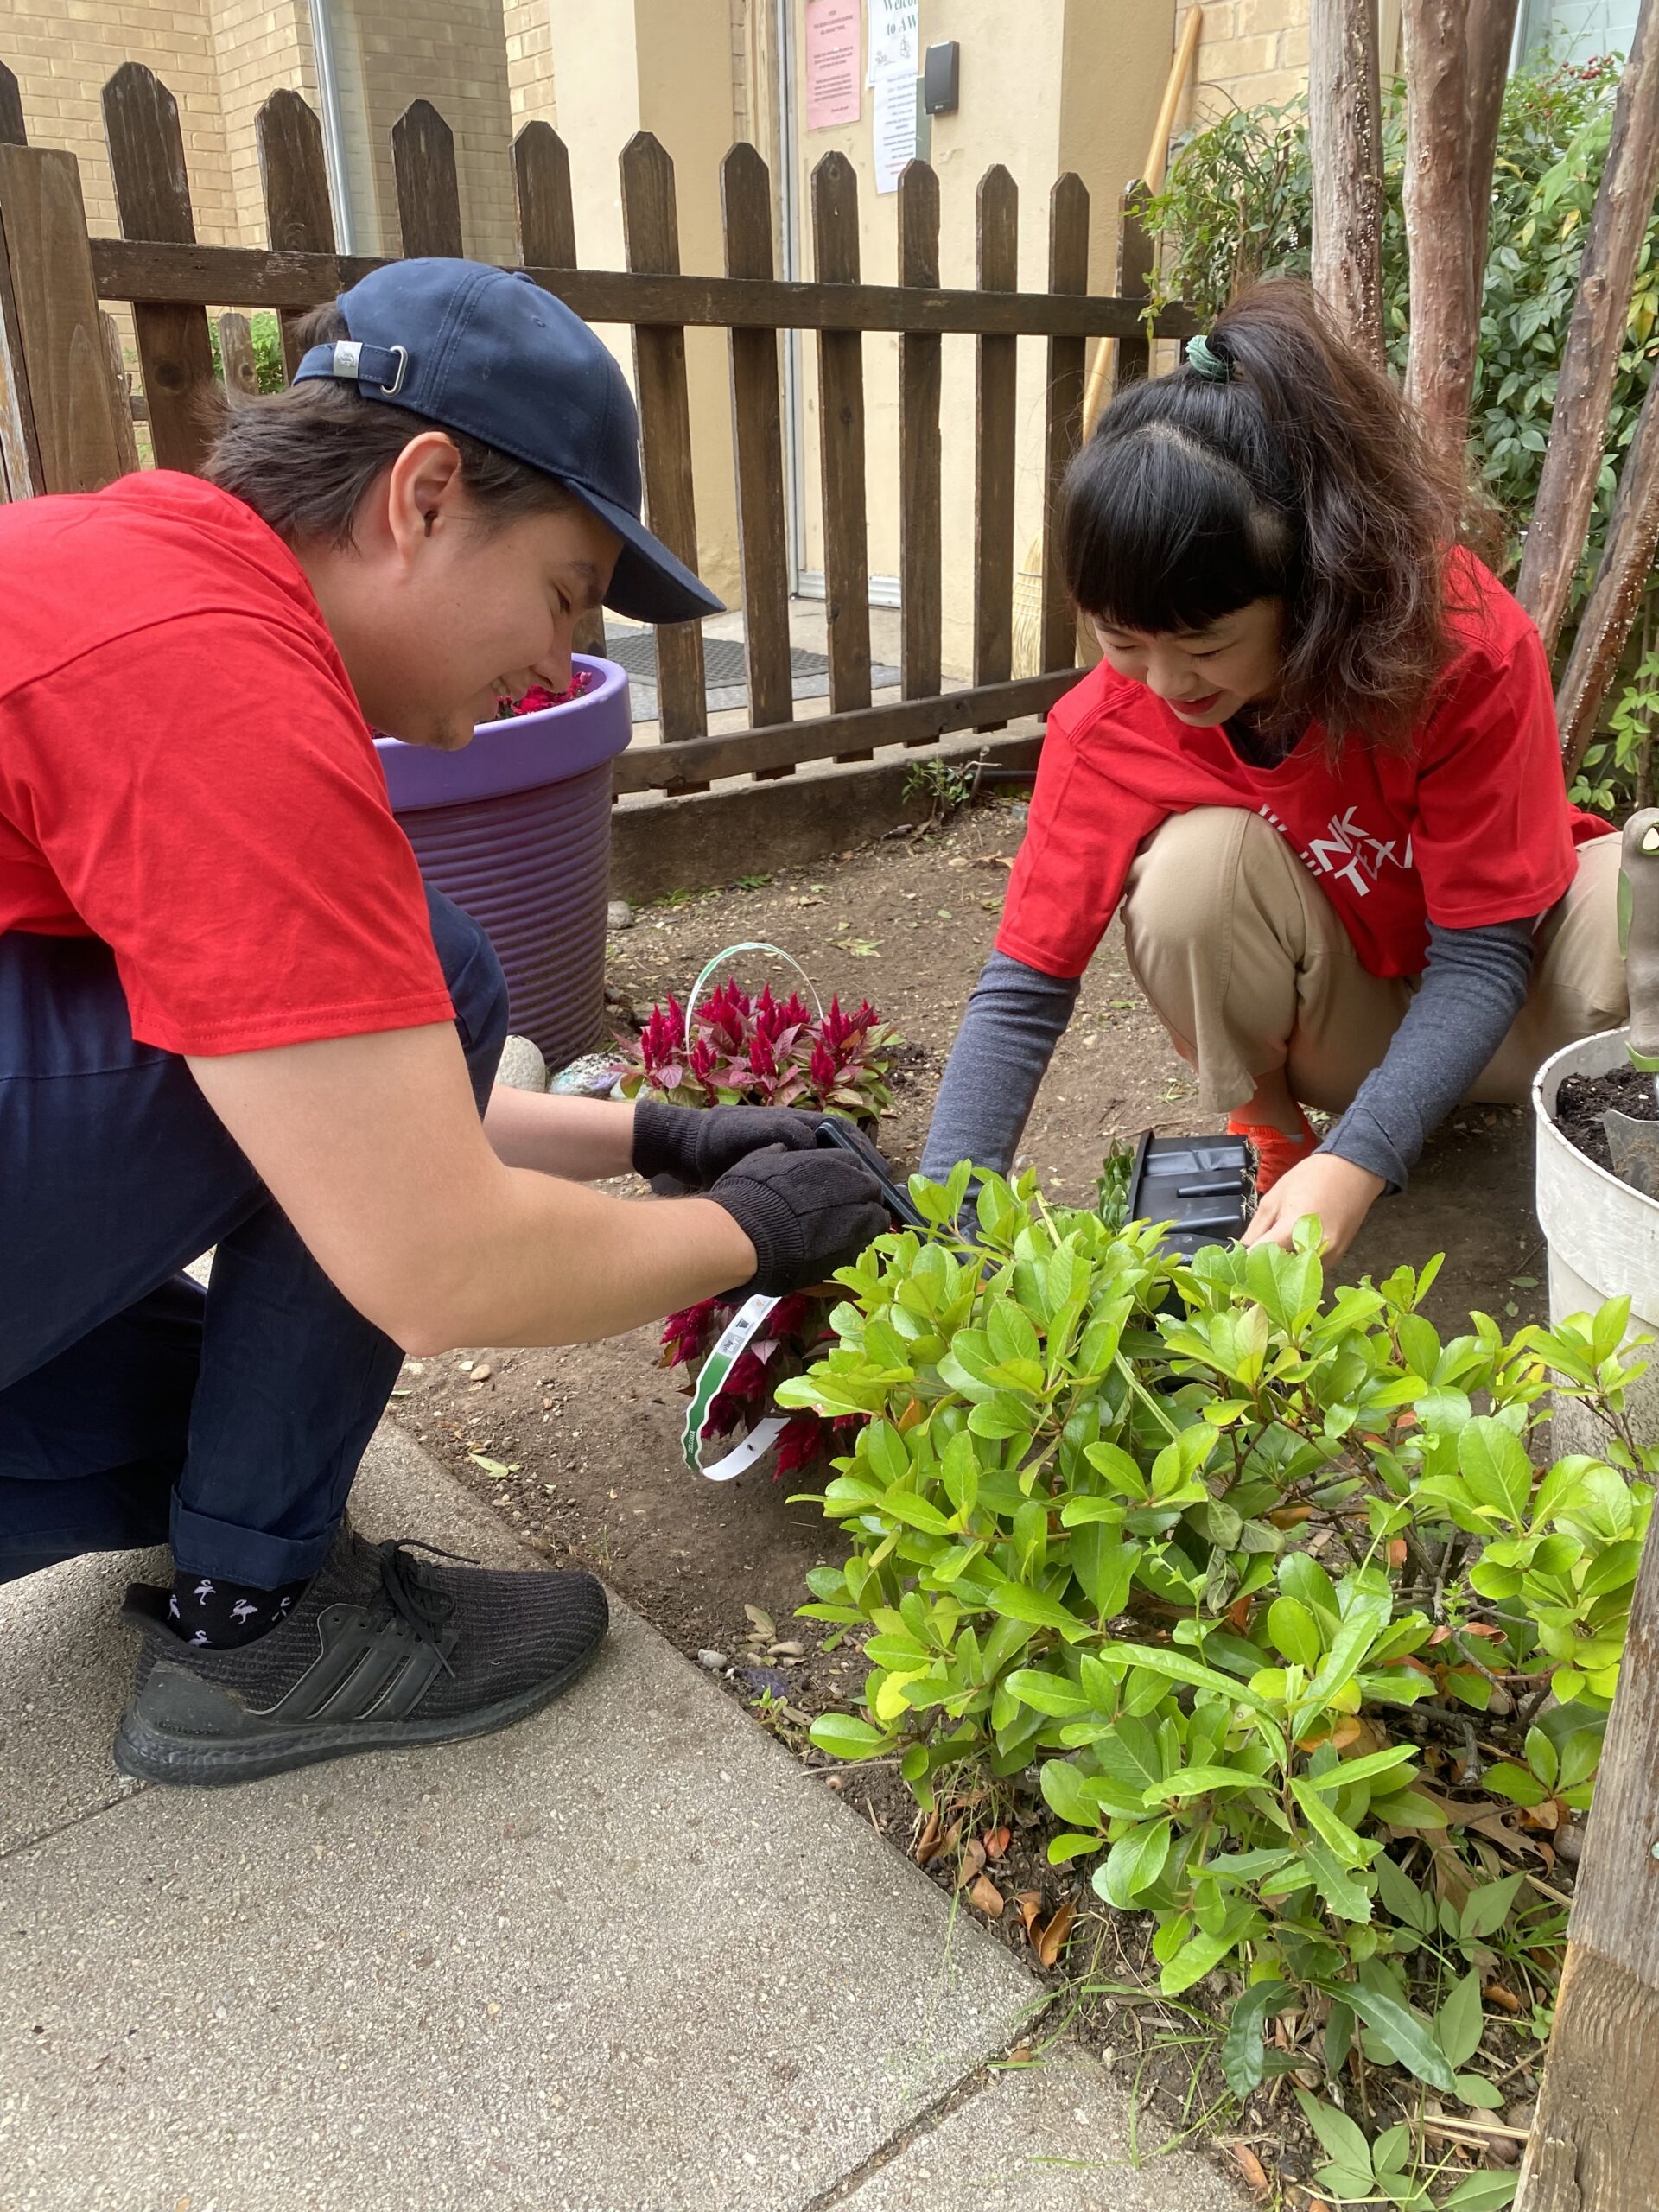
left=203, top=303, right=575, bottom=546
left=1059, top=278, right=1492, bottom=755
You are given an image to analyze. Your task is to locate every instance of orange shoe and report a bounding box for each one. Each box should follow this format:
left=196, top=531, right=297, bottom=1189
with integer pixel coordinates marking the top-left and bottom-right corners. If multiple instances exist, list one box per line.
left=1227, top=1108, right=1317, bottom=1193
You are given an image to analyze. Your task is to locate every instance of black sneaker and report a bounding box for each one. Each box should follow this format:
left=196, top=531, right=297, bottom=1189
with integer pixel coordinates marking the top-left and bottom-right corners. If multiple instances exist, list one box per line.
left=113, top=1522, right=608, bottom=1788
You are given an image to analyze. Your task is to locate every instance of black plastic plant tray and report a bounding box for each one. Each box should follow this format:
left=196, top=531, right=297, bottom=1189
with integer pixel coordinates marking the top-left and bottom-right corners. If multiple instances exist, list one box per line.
left=1125, top=1129, right=1256, bottom=1260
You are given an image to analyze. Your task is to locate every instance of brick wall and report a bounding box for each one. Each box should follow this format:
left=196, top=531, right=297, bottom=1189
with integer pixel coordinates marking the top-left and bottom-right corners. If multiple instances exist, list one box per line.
left=328, top=0, right=518, bottom=259
left=504, top=0, right=556, bottom=129
left=1177, top=0, right=1309, bottom=118
left=2, top=0, right=238, bottom=245
left=209, top=0, right=318, bottom=247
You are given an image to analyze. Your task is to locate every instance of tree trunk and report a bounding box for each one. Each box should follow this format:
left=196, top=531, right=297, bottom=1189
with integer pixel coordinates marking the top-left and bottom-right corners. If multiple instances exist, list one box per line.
left=1402, top=0, right=1479, bottom=470
left=1557, top=359, right=1659, bottom=775
left=1310, top=0, right=1386, bottom=371
left=1515, top=0, right=1659, bottom=660
left=1465, top=0, right=1521, bottom=300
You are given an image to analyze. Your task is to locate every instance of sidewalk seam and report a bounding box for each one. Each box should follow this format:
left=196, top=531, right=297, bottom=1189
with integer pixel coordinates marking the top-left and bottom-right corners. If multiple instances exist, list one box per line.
left=799, top=2006, right=1058, bottom=2212
left=0, top=1779, right=149, bottom=1866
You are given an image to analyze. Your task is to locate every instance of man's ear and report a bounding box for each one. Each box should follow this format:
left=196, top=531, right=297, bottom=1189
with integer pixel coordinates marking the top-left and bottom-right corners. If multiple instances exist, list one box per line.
left=384, top=431, right=467, bottom=557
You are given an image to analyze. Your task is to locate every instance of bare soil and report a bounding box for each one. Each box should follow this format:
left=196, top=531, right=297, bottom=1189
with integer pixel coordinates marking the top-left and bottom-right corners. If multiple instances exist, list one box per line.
left=389, top=796, right=1548, bottom=2202
left=1554, top=1062, right=1659, bottom=1175
left=396, top=793, right=1545, bottom=1665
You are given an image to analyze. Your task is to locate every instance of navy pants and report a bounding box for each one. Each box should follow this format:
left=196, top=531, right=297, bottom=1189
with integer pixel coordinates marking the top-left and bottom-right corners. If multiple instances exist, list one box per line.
left=0, top=890, right=508, bottom=1588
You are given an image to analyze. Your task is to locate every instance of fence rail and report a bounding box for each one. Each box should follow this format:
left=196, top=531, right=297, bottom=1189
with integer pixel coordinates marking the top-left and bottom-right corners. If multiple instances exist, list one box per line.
left=0, top=54, right=1191, bottom=796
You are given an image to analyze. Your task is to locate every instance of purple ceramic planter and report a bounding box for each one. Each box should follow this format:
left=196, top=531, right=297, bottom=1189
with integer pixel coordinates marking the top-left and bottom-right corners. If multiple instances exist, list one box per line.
left=376, top=656, right=631, bottom=1071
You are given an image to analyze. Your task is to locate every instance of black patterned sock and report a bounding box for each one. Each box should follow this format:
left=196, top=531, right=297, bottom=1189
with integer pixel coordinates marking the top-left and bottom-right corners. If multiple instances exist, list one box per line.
left=167, top=1567, right=309, bottom=1649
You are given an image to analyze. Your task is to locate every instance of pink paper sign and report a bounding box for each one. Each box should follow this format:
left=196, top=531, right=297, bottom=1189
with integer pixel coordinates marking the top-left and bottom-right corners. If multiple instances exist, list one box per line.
left=805, top=0, right=861, bottom=131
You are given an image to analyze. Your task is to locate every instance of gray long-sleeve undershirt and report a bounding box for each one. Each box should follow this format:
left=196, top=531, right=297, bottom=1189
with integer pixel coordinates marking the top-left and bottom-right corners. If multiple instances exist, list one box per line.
left=919, top=919, right=1537, bottom=1195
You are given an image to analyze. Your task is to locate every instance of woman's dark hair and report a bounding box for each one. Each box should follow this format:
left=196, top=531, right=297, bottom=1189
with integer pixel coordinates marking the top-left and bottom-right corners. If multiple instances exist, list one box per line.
left=203, top=303, right=574, bottom=547
left=1059, top=279, right=1477, bottom=751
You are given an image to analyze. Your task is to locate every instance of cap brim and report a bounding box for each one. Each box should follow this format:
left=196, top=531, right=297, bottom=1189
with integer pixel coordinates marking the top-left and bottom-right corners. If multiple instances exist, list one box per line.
left=575, top=486, right=725, bottom=625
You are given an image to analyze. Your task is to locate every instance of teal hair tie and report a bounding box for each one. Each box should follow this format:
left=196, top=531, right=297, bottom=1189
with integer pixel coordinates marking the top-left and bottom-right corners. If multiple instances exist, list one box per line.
left=1185, top=332, right=1234, bottom=383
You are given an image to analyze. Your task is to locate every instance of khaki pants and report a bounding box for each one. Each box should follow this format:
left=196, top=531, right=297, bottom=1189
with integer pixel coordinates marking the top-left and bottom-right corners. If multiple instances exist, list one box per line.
left=1120, top=807, right=1627, bottom=1116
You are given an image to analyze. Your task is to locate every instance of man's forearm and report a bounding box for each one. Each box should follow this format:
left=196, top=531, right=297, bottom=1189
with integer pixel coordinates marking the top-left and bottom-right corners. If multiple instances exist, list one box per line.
left=484, top=1086, right=639, bottom=1181
left=403, top=1173, right=756, bottom=1352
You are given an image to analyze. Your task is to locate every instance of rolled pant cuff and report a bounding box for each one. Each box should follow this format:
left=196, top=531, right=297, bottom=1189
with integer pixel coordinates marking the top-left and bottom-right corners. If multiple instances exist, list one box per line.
left=169, top=1499, right=335, bottom=1589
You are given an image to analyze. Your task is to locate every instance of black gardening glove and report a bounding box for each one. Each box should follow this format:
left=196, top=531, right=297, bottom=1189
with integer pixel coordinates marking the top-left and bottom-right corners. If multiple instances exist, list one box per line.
left=706, top=1144, right=891, bottom=1297
left=632, top=1100, right=830, bottom=1193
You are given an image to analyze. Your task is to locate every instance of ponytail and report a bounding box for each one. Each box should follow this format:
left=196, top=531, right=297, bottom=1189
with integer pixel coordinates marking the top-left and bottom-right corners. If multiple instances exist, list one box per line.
left=1059, top=278, right=1476, bottom=752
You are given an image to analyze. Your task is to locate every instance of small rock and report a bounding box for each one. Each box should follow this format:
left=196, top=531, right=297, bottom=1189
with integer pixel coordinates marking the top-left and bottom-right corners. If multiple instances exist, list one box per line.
left=1489, top=2133, right=1522, bottom=2166
left=1554, top=1821, right=1585, bottom=1864
left=495, top=1034, right=549, bottom=1092
left=607, top=899, right=635, bottom=931
left=696, top=1649, right=730, bottom=1672
left=468, top=1363, right=493, bottom=1383
left=1506, top=2101, right=1537, bottom=2138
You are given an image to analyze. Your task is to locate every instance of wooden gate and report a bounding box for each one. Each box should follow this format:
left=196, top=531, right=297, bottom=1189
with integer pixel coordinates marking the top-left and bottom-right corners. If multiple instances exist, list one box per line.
left=0, top=56, right=1193, bottom=801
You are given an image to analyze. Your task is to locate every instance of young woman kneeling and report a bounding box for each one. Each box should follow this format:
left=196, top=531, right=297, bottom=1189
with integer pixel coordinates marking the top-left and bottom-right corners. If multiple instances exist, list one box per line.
left=921, top=281, right=1624, bottom=1254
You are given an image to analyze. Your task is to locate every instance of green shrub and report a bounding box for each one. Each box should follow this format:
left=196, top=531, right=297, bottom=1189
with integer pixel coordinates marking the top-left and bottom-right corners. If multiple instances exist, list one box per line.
left=782, top=1169, right=1651, bottom=2109
left=1147, top=57, right=1656, bottom=594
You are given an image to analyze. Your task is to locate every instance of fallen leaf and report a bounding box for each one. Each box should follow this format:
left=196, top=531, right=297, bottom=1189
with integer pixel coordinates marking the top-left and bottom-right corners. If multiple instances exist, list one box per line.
left=983, top=1824, right=1012, bottom=1861
left=1012, top=1889, right=1044, bottom=1935
left=914, top=1809, right=944, bottom=1865
left=743, top=1603, right=777, bottom=1642
left=1428, top=1625, right=1453, bottom=1646
left=1330, top=1716, right=1363, bottom=1751
left=957, top=1837, right=988, bottom=1888
left=1268, top=1505, right=1313, bottom=1529
left=968, top=1873, right=1005, bottom=1916
left=468, top=1453, right=511, bottom=1478
left=1034, top=1897, right=1077, bottom=1968
left=1228, top=2142, right=1270, bottom=2196
left=1484, top=1982, right=1523, bottom=2013
left=1226, top=1595, right=1254, bottom=1633
left=1004, top=2042, right=1035, bottom=2064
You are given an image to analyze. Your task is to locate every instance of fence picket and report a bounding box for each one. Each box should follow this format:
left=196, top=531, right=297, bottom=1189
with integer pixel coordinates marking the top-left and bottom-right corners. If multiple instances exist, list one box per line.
left=1113, top=184, right=1154, bottom=397
left=812, top=152, right=872, bottom=741
left=102, top=63, right=216, bottom=474
left=0, top=143, right=124, bottom=492
left=721, top=143, right=792, bottom=753
left=513, top=120, right=602, bottom=657
left=392, top=99, right=464, bottom=258
left=620, top=131, right=707, bottom=747
left=1040, top=175, right=1088, bottom=675
left=898, top=160, right=941, bottom=718
left=513, top=120, right=576, bottom=270
left=974, top=165, right=1018, bottom=695
left=257, top=89, right=334, bottom=379
left=0, top=61, right=25, bottom=147
left=216, top=309, right=258, bottom=397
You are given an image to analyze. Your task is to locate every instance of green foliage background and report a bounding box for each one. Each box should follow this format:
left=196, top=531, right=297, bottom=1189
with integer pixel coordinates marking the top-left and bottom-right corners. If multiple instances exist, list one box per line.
left=1146, top=58, right=1658, bottom=607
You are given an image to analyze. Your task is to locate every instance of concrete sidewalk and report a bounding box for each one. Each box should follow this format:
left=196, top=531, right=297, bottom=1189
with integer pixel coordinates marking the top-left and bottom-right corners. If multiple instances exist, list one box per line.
left=0, top=1426, right=1243, bottom=2212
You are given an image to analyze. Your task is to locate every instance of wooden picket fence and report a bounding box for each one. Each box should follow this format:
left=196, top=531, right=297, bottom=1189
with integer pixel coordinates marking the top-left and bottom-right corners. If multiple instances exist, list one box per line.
left=0, top=56, right=1195, bottom=798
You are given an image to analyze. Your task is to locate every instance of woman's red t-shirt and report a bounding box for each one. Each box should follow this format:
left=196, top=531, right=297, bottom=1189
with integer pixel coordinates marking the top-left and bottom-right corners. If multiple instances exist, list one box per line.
left=997, top=550, right=1611, bottom=982
left=0, top=470, right=454, bottom=1056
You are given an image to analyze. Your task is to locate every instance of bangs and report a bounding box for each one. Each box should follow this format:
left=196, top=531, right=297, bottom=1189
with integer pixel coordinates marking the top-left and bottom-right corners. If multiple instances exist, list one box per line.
left=1060, top=422, right=1297, bottom=636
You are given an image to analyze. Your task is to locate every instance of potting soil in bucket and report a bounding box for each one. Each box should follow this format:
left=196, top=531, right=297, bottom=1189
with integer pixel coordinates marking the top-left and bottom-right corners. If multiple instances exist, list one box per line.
left=376, top=656, right=631, bottom=1071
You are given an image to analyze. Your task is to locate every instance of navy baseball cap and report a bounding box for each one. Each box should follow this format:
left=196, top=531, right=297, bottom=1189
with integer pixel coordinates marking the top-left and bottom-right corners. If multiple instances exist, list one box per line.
left=292, top=257, right=723, bottom=626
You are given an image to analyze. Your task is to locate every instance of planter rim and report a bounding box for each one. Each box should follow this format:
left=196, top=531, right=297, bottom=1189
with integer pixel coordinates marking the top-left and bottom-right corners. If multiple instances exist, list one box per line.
left=375, top=653, right=631, bottom=810
left=1532, top=1024, right=1659, bottom=1224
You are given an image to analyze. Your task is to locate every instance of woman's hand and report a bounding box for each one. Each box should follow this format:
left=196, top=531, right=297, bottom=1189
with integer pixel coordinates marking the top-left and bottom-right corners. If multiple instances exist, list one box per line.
left=1243, top=1151, right=1386, bottom=1256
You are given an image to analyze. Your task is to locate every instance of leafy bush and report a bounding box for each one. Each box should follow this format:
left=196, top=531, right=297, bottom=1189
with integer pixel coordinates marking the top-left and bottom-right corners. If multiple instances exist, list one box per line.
left=1147, top=57, right=1656, bottom=594
left=782, top=1168, right=1651, bottom=2113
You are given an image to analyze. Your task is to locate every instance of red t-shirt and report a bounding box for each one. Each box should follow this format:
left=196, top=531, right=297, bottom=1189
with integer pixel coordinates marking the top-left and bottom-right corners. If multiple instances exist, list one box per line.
left=999, top=550, right=1611, bottom=982
left=0, top=471, right=454, bottom=1054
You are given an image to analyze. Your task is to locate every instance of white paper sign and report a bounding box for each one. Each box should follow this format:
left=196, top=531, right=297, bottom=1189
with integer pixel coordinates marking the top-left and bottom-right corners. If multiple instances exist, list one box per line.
left=867, top=0, right=919, bottom=83
left=872, top=67, right=918, bottom=194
